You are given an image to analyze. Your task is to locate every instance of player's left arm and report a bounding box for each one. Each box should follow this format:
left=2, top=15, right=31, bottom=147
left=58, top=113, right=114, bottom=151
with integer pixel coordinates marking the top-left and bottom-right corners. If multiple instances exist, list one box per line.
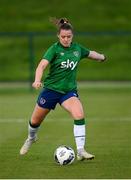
left=88, top=51, right=106, bottom=62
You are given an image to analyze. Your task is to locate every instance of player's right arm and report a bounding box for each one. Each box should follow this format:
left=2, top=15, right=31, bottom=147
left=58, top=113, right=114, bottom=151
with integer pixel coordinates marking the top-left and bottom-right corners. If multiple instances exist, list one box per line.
left=32, top=59, right=49, bottom=89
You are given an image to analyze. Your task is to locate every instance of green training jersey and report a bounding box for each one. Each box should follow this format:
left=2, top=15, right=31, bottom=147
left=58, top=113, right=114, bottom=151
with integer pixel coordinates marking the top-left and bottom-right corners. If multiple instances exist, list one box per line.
left=43, top=41, right=90, bottom=94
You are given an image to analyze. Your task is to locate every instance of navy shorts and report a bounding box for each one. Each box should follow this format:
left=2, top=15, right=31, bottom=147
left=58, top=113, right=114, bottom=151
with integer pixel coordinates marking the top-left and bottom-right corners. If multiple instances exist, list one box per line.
left=37, top=88, right=78, bottom=110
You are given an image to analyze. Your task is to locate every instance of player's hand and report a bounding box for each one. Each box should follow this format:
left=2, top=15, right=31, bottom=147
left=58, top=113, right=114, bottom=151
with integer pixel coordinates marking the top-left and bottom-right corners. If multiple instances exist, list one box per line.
left=32, top=81, right=43, bottom=89
left=98, top=55, right=107, bottom=62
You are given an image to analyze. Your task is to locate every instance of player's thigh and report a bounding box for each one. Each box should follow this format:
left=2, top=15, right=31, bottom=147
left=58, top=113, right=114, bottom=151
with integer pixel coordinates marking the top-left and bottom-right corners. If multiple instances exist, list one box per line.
left=31, top=104, right=50, bottom=125
left=61, top=97, right=84, bottom=119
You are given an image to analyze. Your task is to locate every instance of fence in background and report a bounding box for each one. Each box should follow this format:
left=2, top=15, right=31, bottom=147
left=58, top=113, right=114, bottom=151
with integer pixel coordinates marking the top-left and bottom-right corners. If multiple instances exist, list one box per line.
left=0, top=31, right=131, bottom=90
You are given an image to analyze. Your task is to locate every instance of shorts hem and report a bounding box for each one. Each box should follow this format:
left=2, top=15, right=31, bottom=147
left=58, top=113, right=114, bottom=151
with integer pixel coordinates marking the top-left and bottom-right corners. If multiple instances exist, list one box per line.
left=59, top=92, right=79, bottom=105
left=37, top=102, right=55, bottom=110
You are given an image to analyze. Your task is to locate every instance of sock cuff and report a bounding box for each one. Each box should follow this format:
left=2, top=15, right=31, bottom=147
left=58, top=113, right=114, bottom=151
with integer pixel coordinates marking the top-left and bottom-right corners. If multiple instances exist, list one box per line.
left=74, top=119, right=85, bottom=125
left=29, top=120, right=40, bottom=128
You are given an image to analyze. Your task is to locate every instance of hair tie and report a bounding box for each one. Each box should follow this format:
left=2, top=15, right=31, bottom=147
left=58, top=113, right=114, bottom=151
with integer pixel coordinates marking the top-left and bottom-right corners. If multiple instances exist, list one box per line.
left=59, top=18, right=69, bottom=25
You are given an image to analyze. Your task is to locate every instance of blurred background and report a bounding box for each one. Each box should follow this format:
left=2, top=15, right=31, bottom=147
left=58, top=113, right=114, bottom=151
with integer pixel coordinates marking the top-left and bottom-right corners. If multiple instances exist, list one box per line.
left=0, top=1, right=131, bottom=179
left=0, top=0, right=131, bottom=88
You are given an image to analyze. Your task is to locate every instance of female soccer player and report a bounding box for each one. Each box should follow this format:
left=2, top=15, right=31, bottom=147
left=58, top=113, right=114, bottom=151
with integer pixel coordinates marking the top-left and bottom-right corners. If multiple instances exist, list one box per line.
left=20, top=18, right=106, bottom=160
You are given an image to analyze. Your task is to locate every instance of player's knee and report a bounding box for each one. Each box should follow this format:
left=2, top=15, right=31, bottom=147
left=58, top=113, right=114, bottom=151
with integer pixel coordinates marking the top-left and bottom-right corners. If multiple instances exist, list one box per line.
left=72, top=112, right=84, bottom=120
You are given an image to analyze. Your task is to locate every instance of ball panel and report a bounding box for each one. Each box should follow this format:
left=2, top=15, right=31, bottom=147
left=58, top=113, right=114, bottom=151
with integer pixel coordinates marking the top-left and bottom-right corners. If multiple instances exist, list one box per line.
left=54, top=145, right=75, bottom=165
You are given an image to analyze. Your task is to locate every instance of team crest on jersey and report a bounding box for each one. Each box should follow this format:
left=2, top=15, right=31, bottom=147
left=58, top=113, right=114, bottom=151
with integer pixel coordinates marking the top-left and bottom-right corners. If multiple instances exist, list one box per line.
left=73, top=51, right=79, bottom=57
left=60, top=52, right=64, bottom=56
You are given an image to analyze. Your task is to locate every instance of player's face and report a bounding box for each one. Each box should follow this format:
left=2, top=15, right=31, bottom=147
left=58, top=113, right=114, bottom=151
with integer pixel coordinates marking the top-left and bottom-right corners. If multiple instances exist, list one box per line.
left=58, top=29, right=73, bottom=47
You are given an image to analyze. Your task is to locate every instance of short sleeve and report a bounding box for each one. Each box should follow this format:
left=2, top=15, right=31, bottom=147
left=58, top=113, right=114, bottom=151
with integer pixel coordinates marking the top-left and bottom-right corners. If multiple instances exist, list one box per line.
left=80, top=44, right=90, bottom=59
left=42, top=45, right=56, bottom=62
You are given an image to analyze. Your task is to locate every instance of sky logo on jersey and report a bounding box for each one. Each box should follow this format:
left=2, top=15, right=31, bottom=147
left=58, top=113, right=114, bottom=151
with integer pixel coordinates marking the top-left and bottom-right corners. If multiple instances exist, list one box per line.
left=61, top=59, right=78, bottom=70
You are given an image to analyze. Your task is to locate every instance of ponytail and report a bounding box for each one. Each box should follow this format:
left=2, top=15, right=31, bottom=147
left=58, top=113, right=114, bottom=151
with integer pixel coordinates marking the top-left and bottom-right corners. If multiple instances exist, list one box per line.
left=49, top=17, right=73, bottom=33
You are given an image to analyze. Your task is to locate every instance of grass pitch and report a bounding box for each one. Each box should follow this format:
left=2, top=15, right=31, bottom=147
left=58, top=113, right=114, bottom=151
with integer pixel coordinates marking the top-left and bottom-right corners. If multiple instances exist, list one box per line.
left=0, top=82, right=131, bottom=179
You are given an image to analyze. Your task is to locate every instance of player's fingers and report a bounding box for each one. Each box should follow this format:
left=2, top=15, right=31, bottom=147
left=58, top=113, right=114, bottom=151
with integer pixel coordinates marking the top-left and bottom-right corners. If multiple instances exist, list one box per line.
left=100, top=56, right=107, bottom=62
left=33, top=82, right=43, bottom=89
left=39, top=82, right=43, bottom=87
left=32, top=82, right=37, bottom=88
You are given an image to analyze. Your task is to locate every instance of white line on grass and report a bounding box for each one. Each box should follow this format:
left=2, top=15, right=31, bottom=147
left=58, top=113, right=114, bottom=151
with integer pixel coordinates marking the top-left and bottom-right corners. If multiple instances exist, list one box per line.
left=0, top=118, right=25, bottom=123
left=0, top=81, right=131, bottom=89
left=90, top=117, right=131, bottom=122
left=0, top=117, right=131, bottom=123
left=78, top=81, right=131, bottom=89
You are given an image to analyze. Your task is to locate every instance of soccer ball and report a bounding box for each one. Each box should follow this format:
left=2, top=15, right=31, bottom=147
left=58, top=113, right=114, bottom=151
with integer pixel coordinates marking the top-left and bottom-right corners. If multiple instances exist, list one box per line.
left=54, top=145, right=75, bottom=165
